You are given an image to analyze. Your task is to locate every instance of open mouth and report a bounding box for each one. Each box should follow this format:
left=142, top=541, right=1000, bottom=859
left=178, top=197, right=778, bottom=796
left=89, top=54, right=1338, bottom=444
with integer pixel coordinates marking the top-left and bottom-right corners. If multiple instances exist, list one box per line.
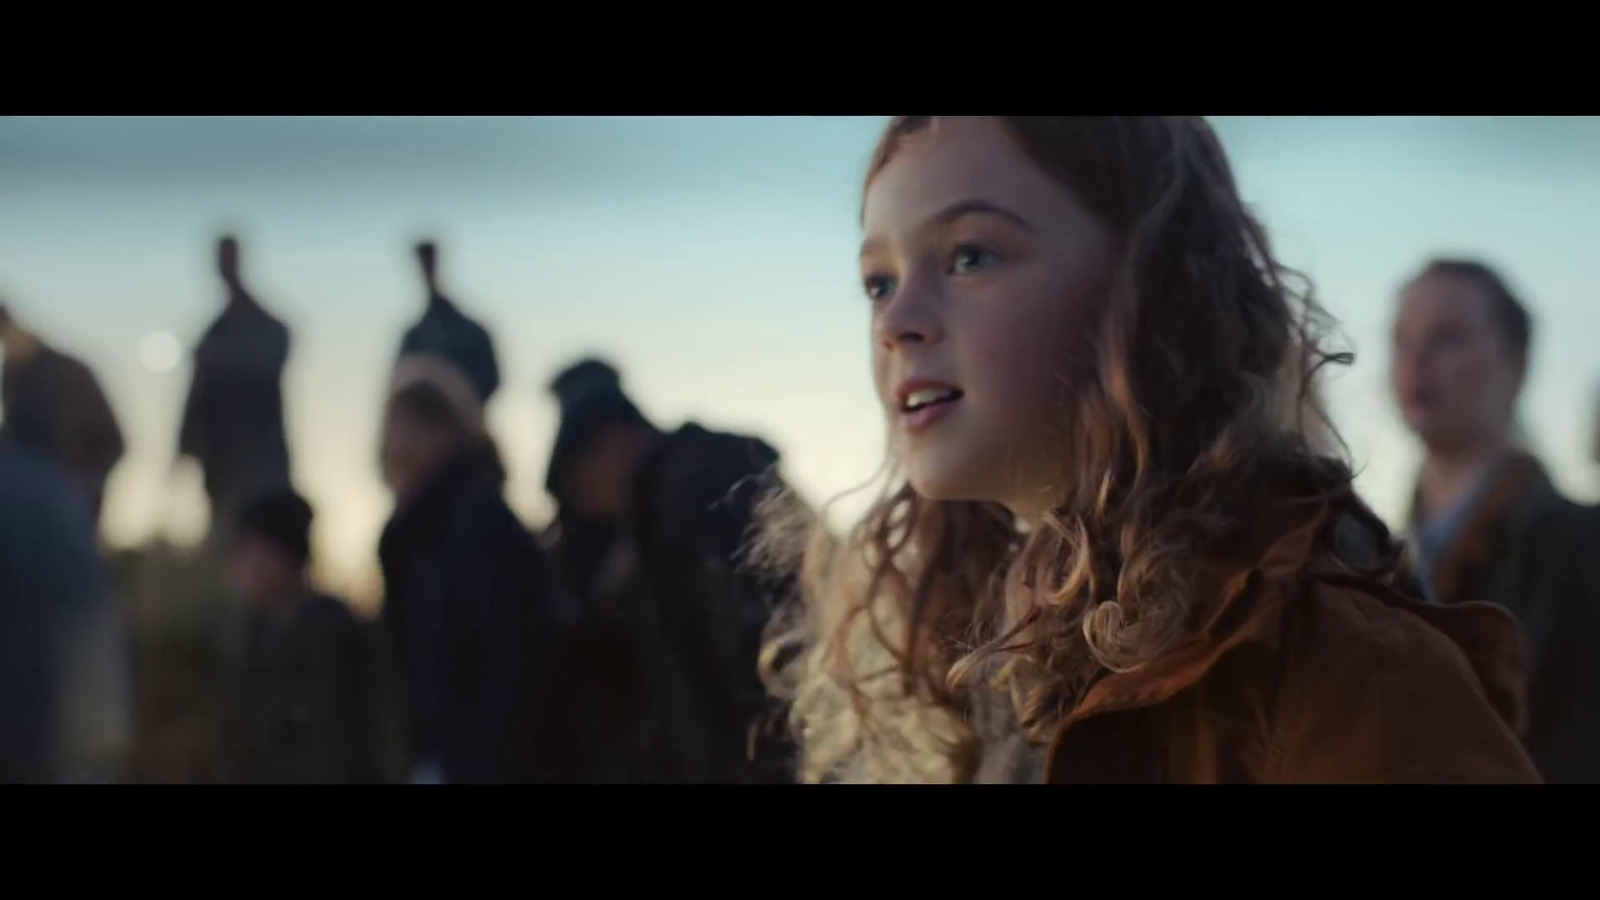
left=901, top=387, right=964, bottom=414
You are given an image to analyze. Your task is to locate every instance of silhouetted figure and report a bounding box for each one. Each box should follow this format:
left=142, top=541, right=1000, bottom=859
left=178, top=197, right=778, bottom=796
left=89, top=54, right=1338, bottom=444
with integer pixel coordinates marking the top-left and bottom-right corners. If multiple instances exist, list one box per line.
left=0, top=445, right=133, bottom=783
left=0, top=303, right=125, bottom=529
left=177, top=236, right=292, bottom=542
left=396, top=241, right=500, bottom=407
left=1392, top=258, right=1600, bottom=783
left=544, top=358, right=796, bottom=783
left=226, top=489, right=389, bottom=784
left=378, top=366, right=560, bottom=784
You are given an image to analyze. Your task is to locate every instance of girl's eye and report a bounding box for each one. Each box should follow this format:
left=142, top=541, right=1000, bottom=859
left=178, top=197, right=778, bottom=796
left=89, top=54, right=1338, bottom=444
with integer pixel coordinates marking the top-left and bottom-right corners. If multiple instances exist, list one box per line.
left=950, top=244, right=999, bottom=275
left=863, top=274, right=896, bottom=302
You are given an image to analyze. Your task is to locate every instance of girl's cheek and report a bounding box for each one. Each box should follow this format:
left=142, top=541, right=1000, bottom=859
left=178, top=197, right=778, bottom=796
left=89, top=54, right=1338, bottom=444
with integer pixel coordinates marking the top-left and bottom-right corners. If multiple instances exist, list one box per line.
left=871, top=346, right=894, bottom=406
left=965, top=301, right=1064, bottom=401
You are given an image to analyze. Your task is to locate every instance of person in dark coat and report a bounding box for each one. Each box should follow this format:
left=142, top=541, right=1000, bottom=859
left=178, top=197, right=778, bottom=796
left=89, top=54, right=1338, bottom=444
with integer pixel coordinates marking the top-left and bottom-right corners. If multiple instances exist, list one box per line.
left=0, top=445, right=133, bottom=783
left=545, top=508, right=628, bottom=602
left=1392, top=257, right=1600, bottom=783
left=1, top=303, right=125, bottom=529
left=378, top=363, right=558, bottom=784
left=541, top=486, right=685, bottom=783
left=544, top=357, right=797, bottom=783
left=176, top=235, right=293, bottom=542
left=396, top=240, right=500, bottom=406
left=225, top=488, right=384, bottom=784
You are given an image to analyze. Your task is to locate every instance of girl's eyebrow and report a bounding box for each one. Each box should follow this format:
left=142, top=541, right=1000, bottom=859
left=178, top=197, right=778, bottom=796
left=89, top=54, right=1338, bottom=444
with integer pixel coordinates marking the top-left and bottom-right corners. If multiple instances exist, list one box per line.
left=860, top=197, right=1039, bottom=260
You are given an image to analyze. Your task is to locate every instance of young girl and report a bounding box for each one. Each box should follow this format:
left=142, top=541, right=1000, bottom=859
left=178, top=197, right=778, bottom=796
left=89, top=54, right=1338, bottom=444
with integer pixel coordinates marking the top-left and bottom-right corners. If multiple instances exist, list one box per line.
left=761, top=116, right=1542, bottom=784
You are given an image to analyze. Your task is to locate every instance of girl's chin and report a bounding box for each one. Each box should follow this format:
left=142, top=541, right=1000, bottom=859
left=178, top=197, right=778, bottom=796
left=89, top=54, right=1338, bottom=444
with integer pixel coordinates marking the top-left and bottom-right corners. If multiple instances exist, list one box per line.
left=906, top=468, right=982, bottom=506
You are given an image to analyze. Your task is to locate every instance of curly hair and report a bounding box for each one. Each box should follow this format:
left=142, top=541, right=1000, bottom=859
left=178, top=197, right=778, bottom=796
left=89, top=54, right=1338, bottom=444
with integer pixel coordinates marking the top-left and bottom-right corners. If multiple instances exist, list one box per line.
left=758, top=116, right=1360, bottom=784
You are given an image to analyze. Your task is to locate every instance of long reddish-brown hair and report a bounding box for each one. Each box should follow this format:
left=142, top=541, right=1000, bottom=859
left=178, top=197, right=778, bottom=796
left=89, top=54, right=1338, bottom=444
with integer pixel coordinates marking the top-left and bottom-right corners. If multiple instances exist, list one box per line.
left=758, top=117, right=1366, bottom=783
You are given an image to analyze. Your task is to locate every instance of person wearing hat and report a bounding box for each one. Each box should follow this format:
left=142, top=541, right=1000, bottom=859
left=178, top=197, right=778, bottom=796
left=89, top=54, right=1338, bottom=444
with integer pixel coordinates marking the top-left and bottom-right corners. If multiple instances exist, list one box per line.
left=176, top=235, right=293, bottom=546
left=226, top=487, right=385, bottom=783
left=0, top=301, right=125, bottom=531
left=395, top=240, right=500, bottom=407
left=543, top=357, right=797, bottom=783
left=377, top=353, right=563, bottom=785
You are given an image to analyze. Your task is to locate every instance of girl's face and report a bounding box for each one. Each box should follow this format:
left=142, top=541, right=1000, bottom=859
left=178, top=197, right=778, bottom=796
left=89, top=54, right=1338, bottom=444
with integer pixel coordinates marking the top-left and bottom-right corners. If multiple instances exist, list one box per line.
left=1390, top=274, right=1521, bottom=454
left=861, top=117, right=1117, bottom=521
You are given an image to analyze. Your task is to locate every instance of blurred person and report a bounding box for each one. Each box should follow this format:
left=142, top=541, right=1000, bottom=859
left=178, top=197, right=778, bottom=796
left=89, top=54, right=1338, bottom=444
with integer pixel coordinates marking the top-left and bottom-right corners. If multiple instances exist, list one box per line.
left=538, top=506, right=654, bottom=782
left=0, top=301, right=126, bottom=529
left=0, top=444, right=133, bottom=783
left=544, top=506, right=631, bottom=604
left=378, top=359, right=559, bottom=784
left=542, top=460, right=731, bottom=783
left=176, top=235, right=293, bottom=544
left=1592, top=382, right=1600, bottom=469
left=544, top=358, right=797, bottom=783
left=226, top=488, right=389, bottom=783
left=1392, top=258, right=1600, bottom=783
left=396, top=240, right=500, bottom=408
left=760, top=116, right=1539, bottom=784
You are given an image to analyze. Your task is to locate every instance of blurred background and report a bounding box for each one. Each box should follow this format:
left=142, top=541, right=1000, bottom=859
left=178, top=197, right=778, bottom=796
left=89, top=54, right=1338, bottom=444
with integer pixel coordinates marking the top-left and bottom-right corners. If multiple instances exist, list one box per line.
left=4, top=114, right=1598, bottom=609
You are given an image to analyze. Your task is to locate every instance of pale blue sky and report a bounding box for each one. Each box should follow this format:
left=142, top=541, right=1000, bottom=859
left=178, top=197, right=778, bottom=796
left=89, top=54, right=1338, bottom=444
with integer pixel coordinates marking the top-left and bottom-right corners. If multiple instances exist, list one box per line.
left=3, top=116, right=1597, bottom=599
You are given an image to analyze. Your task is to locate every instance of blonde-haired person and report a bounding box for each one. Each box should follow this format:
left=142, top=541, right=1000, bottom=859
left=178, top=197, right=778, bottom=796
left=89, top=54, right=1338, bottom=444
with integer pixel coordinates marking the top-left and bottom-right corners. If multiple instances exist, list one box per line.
left=761, top=116, right=1540, bottom=784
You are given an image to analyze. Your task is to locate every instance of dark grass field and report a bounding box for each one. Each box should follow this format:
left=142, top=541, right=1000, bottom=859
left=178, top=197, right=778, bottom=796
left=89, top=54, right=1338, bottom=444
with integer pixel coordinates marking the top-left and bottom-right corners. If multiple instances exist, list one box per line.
left=108, top=541, right=244, bottom=783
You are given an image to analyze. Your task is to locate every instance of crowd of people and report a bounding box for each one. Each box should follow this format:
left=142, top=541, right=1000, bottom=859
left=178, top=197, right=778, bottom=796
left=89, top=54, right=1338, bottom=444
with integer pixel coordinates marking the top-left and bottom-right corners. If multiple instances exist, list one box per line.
left=2, top=233, right=795, bottom=784
left=3, top=115, right=1599, bottom=783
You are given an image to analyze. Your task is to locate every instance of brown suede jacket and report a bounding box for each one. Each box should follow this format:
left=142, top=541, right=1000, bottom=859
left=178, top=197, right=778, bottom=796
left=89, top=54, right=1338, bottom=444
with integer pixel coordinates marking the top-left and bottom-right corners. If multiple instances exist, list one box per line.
left=1043, top=491, right=1540, bottom=784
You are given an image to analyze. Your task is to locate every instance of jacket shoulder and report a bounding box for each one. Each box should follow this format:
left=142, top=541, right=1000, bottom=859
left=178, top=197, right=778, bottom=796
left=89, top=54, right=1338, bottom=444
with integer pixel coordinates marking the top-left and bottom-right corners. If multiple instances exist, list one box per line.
left=1263, top=577, right=1540, bottom=783
left=303, top=593, right=359, bottom=627
left=658, top=427, right=780, bottom=502
left=447, top=480, right=527, bottom=540
left=1517, top=486, right=1600, bottom=554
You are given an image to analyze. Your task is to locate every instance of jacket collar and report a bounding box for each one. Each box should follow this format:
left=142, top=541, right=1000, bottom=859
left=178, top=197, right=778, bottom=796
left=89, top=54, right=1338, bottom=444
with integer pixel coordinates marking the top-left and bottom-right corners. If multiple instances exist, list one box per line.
left=1048, top=489, right=1346, bottom=734
left=1409, top=451, right=1550, bottom=606
left=1043, top=478, right=1527, bottom=777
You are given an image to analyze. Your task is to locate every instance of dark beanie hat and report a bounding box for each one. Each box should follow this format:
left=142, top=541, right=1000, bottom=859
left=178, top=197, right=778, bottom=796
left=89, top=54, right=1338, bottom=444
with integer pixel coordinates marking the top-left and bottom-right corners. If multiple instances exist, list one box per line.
left=544, top=358, right=652, bottom=496
left=397, top=297, right=501, bottom=404
left=237, top=487, right=315, bottom=566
